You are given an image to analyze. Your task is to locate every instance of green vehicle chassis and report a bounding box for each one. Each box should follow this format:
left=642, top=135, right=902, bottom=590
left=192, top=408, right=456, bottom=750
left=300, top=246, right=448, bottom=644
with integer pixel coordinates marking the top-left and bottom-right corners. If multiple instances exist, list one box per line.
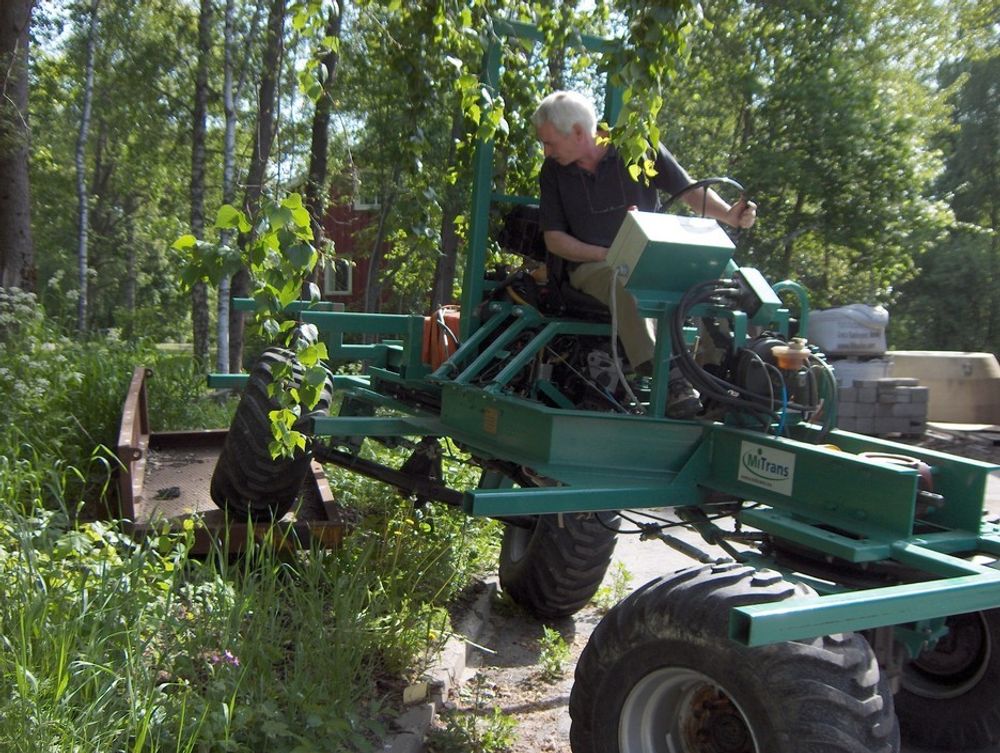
left=207, top=20, right=1000, bottom=753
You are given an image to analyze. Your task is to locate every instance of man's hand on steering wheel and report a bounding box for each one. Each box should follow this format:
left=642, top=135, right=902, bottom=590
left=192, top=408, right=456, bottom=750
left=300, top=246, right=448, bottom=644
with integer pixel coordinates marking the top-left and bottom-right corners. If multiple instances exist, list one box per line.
left=726, top=196, right=757, bottom=229
left=661, top=177, right=757, bottom=231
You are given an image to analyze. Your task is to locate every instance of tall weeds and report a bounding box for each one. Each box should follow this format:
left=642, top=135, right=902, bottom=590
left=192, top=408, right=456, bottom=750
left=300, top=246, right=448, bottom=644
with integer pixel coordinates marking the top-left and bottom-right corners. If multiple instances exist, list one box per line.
left=0, top=287, right=499, bottom=751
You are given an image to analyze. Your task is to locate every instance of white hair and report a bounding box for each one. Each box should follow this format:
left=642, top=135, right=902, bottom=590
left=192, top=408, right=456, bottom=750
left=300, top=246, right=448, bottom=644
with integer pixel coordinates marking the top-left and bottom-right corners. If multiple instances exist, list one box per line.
left=532, top=91, right=597, bottom=136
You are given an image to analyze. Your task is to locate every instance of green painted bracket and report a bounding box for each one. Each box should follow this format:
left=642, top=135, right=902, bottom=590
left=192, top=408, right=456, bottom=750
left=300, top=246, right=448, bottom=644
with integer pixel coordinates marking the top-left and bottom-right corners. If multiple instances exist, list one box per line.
left=706, top=425, right=920, bottom=539
left=452, top=311, right=541, bottom=385
left=231, top=297, right=340, bottom=313
left=207, top=373, right=248, bottom=388
left=311, top=415, right=444, bottom=438
left=300, top=310, right=426, bottom=377
left=486, top=319, right=610, bottom=391
left=432, top=303, right=514, bottom=380
left=730, top=543, right=1000, bottom=647
left=771, top=280, right=810, bottom=336
left=465, top=484, right=692, bottom=517
left=791, top=424, right=998, bottom=532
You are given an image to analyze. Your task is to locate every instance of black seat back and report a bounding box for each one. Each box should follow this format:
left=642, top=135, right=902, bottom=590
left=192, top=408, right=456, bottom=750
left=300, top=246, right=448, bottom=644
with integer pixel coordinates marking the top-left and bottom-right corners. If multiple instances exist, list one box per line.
left=498, top=205, right=610, bottom=322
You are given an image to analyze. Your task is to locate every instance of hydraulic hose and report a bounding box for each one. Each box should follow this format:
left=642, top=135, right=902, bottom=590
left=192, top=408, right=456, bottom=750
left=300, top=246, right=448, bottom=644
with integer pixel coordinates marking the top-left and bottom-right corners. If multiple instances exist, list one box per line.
left=669, top=278, right=824, bottom=424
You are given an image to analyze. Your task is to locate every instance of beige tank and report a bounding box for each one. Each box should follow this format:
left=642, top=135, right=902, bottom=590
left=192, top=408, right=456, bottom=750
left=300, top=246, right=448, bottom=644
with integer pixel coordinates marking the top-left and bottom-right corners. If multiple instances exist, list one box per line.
left=889, top=351, right=1000, bottom=424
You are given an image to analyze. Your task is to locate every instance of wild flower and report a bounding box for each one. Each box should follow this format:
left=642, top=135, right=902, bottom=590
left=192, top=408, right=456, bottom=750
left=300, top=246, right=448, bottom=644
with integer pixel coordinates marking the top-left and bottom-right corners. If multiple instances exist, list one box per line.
left=207, top=649, right=241, bottom=669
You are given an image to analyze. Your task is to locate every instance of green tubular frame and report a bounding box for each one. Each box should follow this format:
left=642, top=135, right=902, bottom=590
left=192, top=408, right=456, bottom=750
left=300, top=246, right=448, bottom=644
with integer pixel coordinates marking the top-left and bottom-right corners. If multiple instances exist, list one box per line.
left=460, top=20, right=618, bottom=342
left=206, top=20, right=1000, bottom=650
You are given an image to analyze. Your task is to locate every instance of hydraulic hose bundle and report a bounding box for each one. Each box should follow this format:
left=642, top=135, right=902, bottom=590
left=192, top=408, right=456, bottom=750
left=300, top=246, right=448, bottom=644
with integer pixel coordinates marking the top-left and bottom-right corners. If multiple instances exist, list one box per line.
left=670, top=277, right=836, bottom=433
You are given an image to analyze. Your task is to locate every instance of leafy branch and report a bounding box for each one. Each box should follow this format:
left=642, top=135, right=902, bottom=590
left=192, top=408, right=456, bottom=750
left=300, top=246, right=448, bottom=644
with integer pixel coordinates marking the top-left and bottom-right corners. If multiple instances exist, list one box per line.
left=176, top=191, right=332, bottom=459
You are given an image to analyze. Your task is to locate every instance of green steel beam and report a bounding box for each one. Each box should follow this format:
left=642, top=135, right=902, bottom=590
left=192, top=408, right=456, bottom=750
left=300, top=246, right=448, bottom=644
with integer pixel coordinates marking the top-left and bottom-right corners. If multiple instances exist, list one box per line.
left=465, top=483, right=700, bottom=517
left=493, top=18, right=612, bottom=52
left=731, top=546, right=1000, bottom=646
left=488, top=320, right=610, bottom=388
left=740, top=508, right=892, bottom=563
left=707, top=425, right=919, bottom=538
left=300, top=310, right=424, bottom=336
left=231, top=297, right=340, bottom=313
left=460, top=38, right=501, bottom=342
left=311, top=416, right=443, bottom=437
left=771, top=280, right=811, bottom=336
left=431, top=303, right=514, bottom=379
left=492, top=193, right=539, bottom=206
left=534, top=380, right=576, bottom=409
left=453, top=312, right=540, bottom=384
left=791, top=424, right=997, bottom=532
left=329, top=344, right=388, bottom=361
left=890, top=540, right=986, bottom=577
left=207, top=373, right=249, bottom=389
left=335, top=385, right=439, bottom=418
left=331, top=374, right=370, bottom=390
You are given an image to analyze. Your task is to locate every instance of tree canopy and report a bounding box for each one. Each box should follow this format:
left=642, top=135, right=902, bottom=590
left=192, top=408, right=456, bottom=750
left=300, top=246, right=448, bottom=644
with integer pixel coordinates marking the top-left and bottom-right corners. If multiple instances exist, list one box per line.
left=1, top=0, right=996, bottom=356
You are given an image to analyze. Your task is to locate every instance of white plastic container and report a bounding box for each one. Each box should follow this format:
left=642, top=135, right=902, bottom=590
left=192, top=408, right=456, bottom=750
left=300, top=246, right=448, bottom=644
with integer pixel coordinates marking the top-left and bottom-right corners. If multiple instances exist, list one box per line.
left=830, top=357, right=893, bottom=387
left=809, top=304, right=889, bottom=356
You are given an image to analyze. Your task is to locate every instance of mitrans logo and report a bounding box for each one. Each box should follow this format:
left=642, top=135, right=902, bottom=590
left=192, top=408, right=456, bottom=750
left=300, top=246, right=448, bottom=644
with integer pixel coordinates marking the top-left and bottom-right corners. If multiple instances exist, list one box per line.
left=742, top=448, right=790, bottom=480
left=737, top=441, right=795, bottom=495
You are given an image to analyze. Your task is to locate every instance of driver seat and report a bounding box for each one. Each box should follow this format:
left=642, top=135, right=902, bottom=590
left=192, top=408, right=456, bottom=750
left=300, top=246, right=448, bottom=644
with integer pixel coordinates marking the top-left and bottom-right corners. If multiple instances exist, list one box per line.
left=498, top=205, right=610, bottom=322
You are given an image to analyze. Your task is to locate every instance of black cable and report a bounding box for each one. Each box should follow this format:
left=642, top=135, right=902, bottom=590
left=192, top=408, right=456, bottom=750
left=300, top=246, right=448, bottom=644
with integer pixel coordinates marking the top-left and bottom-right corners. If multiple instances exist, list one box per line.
left=669, top=279, right=823, bottom=422
left=601, top=505, right=753, bottom=536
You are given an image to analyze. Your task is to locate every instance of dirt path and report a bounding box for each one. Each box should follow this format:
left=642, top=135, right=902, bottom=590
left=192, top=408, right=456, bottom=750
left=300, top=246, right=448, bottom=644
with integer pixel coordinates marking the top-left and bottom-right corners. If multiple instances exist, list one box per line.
left=438, top=594, right=601, bottom=753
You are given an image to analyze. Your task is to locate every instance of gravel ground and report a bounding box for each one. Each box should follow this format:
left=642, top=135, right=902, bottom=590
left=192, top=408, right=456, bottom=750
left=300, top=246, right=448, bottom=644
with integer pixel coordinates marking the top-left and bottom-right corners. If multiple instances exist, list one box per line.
left=427, top=425, right=1000, bottom=753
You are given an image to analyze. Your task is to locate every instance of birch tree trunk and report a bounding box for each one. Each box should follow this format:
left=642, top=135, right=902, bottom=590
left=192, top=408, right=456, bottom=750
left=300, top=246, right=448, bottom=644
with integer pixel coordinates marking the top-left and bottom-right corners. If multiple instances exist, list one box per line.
left=430, top=108, right=464, bottom=310
left=190, top=0, right=212, bottom=367
left=0, top=0, right=36, bottom=291
left=216, top=0, right=236, bottom=372
left=215, top=0, right=263, bottom=372
left=363, top=168, right=399, bottom=315
left=75, top=0, right=100, bottom=333
left=304, top=5, right=343, bottom=252
left=229, top=0, right=286, bottom=372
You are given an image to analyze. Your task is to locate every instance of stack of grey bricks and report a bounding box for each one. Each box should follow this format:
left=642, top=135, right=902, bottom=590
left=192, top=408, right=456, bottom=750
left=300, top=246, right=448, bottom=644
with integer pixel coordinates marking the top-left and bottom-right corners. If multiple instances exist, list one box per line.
left=836, top=377, right=929, bottom=437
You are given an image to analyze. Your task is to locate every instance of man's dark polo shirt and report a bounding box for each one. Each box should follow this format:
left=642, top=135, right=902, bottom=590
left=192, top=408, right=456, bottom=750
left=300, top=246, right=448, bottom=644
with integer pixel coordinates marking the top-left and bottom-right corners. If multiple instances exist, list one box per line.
left=538, top=143, right=692, bottom=249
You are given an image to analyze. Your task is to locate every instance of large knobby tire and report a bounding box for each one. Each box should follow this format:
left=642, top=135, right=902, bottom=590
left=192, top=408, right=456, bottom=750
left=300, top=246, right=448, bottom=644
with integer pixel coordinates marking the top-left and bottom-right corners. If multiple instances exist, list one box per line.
left=569, top=562, right=900, bottom=753
left=894, top=608, right=1000, bottom=750
left=210, top=347, right=333, bottom=521
left=499, top=512, right=619, bottom=619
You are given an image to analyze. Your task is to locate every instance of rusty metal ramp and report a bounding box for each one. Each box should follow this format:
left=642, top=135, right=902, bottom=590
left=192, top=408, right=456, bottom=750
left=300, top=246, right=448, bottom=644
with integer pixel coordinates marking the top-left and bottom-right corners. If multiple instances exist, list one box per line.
left=116, top=366, right=349, bottom=554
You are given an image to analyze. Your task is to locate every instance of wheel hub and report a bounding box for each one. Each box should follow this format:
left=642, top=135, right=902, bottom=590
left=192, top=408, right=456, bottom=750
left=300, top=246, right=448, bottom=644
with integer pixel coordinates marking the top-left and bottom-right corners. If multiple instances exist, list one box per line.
left=904, top=612, right=991, bottom=699
left=685, top=686, right=754, bottom=752
left=619, top=667, right=757, bottom=753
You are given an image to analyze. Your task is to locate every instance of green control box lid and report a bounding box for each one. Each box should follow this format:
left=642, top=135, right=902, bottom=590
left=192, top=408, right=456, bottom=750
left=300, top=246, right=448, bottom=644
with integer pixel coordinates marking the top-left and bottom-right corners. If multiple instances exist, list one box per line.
left=605, top=211, right=735, bottom=298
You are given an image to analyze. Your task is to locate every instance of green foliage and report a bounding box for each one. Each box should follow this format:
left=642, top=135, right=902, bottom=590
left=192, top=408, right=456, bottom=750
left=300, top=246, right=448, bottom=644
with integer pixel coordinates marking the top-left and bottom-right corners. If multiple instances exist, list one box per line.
left=26, top=0, right=998, bottom=352
left=592, top=560, right=633, bottom=613
left=180, top=192, right=331, bottom=457
left=427, top=676, right=516, bottom=753
left=537, top=625, right=571, bottom=682
left=0, top=287, right=148, bottom=507
left=891, top=225, right=998, bottom=353
left=655, top=0, right=955, bottom=310
left=0, top=299, right=502, bottom=751
left=180, top=193, right=320, bottom=311
left=600, top=1, right=702, bottom=173
left=0, top=507, right=206, bottom=752
left=145, top=354, right=239, bottom=431
left=31, top=0, right=201, bottom=335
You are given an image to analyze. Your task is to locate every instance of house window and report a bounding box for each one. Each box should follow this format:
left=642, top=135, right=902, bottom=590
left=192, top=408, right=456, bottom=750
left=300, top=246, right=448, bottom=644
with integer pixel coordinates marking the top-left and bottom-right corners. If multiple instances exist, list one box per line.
left=352, top=172, right=380, bottom=211
left=324, top=258, right=353, bottom=297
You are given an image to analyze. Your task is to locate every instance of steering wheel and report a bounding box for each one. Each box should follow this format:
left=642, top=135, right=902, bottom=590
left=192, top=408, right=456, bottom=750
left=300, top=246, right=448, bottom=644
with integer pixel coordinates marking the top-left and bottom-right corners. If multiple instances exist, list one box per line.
left=659, top=176, right=746, bottom=217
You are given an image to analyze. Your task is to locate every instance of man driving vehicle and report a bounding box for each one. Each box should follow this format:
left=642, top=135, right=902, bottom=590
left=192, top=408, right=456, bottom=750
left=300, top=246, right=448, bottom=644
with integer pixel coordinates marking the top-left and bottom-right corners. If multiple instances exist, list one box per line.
left=532, top=90, right=757, bottom=418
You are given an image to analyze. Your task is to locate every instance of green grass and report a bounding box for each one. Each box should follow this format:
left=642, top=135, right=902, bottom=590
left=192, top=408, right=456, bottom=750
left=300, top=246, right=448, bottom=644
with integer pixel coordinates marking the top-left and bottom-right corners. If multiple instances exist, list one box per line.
left=0, top=288, right=500, bottom=752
